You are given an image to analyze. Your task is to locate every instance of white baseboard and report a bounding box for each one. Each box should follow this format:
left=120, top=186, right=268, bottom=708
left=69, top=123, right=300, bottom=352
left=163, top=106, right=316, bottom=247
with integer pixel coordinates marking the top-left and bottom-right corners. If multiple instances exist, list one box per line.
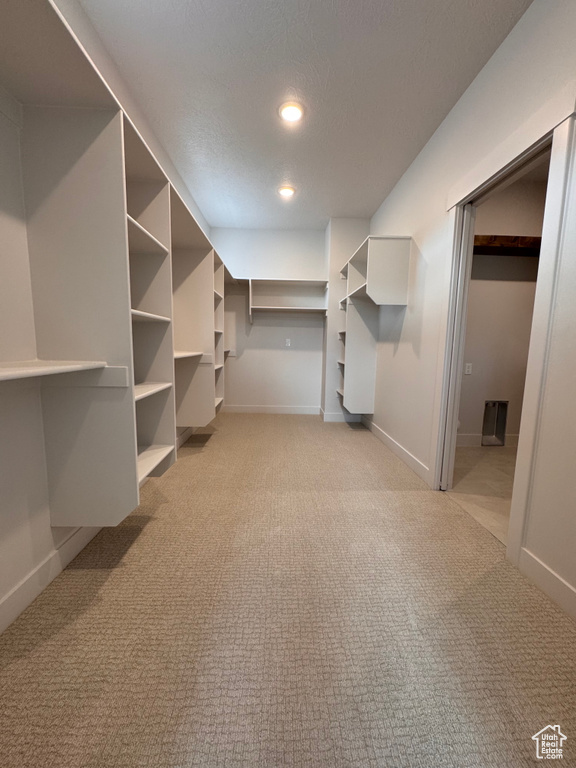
left=222, top=405, right=321, bottom=415
left=362, top=417, right=430, bottom=484
left=321, top=409, right=362, bottom=423
left=518, top=548, right=576, bottom=620
left=0, top=526, right=101, bottom=634
left=456, top=433, right=520, bottom=447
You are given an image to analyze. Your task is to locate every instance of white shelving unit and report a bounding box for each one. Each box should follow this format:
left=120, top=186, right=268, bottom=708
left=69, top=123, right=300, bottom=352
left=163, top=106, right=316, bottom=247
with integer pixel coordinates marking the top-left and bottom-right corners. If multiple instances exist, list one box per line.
left=248, top=279, right=328, bottom=323
left=171, top=187, right=217, bottom=429
left=338, top=237, right=411, bottom=414
left=124, top=117, right=176, bottom=486
left=0, top=0, right=246, bottom=631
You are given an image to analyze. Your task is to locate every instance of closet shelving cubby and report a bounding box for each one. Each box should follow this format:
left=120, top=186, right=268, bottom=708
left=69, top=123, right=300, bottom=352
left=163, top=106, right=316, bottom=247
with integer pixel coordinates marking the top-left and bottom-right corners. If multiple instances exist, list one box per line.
left=338, top=237, right=411, bottom=414
left=0, top=1, right=146, bottom=528
left=214, top=254, right=225, bottom=411
left=248, top=279, right=328, bottom=323
left=1, top=1, right=236, bottom=538
left=124, top=117, right=176, bottom=484
left=171, top=188, right=217, bottom=428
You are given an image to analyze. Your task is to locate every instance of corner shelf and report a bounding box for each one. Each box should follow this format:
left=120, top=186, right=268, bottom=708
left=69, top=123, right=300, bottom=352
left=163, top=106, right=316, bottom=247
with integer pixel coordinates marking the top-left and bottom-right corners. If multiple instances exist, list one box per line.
left=248, top=278, right=328, bottom=323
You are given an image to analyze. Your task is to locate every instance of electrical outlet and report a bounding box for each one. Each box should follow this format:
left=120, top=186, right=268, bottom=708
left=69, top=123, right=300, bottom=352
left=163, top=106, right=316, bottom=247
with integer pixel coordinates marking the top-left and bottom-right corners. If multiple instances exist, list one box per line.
left=285, top=338, right=291, bottom=347
left=464, top=362, right=472, bottom=375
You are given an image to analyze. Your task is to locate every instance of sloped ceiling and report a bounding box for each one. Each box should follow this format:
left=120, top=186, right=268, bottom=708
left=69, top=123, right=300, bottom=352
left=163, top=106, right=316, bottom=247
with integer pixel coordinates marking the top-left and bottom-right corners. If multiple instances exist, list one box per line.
left=77, top=0, right=534, bottom=229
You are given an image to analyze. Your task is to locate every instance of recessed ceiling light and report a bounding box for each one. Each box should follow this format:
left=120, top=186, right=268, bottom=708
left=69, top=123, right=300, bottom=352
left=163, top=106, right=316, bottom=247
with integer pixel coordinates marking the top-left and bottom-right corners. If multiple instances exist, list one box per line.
left=278, top=186, right=295, bottom=198
left=279, top=102, right=303, bottom=122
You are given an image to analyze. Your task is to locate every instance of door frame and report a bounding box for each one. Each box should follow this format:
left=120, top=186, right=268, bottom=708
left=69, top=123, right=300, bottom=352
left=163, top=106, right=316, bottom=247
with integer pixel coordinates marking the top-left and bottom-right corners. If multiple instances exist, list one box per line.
left=436, top=117, right=575, bottom=562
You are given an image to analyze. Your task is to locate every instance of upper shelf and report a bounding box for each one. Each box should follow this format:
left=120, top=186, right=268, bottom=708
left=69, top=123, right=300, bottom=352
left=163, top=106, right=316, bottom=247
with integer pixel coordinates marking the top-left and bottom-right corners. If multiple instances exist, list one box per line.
left=0, top=359, right=106, bottom=382
left=0, top=1, right=116, bottom=110
left=248, top=278, right=328, bottom=322
left=340, top=236, right=411, bottom=306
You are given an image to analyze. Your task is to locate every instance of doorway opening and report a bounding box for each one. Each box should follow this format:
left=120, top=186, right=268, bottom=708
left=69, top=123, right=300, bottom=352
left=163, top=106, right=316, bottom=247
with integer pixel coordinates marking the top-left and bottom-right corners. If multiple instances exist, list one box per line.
left=441, top=148, right=551, bottom=545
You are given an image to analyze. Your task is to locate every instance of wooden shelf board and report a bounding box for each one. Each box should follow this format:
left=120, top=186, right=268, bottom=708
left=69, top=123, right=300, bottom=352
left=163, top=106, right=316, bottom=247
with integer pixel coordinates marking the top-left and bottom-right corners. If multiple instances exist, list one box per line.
left=339, top=330, right=346, bottom=335
left=214, top=364, right=224, bottom=371
left=214, top=290, right=224, bottom=300
left=214, top=329, right=224, bottom=334
left=127, top=215, right=169, bottom=256
left=337, top=360, right=345, bottom=366
left=336, top=389, right=344, bottom=397
left=131, top=308, right=171, bottom=323
left=137, top=444, right=174, bottom=483
left=215, top=396, right=224, bottom=408
left=0, top=359, right=106, bottom=382
left=134, top=381, right=172, bottom=401
left=174, top=350, right=203, bottom=359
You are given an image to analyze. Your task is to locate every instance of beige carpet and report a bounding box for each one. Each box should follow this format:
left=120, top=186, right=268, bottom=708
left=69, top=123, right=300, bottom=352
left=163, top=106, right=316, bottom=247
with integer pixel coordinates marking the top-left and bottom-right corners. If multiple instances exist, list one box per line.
left=0, top=414, right=575, bottom=768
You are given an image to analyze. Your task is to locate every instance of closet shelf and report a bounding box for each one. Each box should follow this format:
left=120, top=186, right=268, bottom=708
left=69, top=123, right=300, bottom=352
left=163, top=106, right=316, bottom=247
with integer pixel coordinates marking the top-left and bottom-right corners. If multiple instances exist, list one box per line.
left=251, top=306, right=327, bottom=313
left=342, top=283, right=368, bottom=302
left=214, top=329, right=224, bottom=334
left=214, top=289, right=224, bottom=300
left=134, top=381, right=172, bottom=401
left=174, top=350, right=203, bottom=359
left=214, top=364, right=224, bottom=371
left=337, top=360, right=345, bottom=366
left=336, top=388, right=344, bottom=397
left=0, top=359, right=106, bottom=382
left=137, top=444, right=174, bottom=484
left=131, top=308, right=171, bottom=323
left=127, top=215, right=169, bottom=256
left=215, top=396, right=224, bottom=408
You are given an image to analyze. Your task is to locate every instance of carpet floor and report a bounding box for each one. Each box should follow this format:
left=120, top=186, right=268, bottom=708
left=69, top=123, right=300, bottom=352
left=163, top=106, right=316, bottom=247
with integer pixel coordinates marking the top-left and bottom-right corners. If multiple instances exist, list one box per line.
left=0, top=414, right=575, bottom=767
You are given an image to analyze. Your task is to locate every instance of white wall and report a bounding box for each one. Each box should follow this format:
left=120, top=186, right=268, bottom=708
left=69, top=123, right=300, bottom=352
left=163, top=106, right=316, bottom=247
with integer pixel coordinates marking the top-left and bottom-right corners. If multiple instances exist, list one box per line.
left=366, top=0, right=576, bottom=616
left=213, top=228, right=327, bottom=413
left=211, top=228, right=326, bottom=279
left=367, top=0, right=576, bottom=484
left=458, top=181, right=545, bottom=444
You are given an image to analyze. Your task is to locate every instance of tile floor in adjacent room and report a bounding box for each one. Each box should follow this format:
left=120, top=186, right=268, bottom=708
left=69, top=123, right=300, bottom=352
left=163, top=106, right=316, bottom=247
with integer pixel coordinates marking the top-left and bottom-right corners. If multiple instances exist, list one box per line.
left=448, top=446, right=517, bottom=545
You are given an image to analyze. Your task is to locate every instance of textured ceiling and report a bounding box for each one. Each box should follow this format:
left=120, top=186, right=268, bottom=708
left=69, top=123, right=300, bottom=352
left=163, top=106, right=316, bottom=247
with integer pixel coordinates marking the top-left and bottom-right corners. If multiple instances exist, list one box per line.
left=77, top=0, right=534, bottom=229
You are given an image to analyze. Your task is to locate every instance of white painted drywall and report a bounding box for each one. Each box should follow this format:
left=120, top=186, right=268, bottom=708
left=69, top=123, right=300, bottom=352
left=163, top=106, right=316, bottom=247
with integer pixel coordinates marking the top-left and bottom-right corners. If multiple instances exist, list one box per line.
left=223, top=289, right=324, bottom=413
left=212, top=228, right=326, bottom=279
left=213, top=228, right=327, bottom=411
left=366, top=0, right=576, bottom=615
left=367, top=0, right=576, bottom=485
left=458, top=181, right=545, bottom=444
